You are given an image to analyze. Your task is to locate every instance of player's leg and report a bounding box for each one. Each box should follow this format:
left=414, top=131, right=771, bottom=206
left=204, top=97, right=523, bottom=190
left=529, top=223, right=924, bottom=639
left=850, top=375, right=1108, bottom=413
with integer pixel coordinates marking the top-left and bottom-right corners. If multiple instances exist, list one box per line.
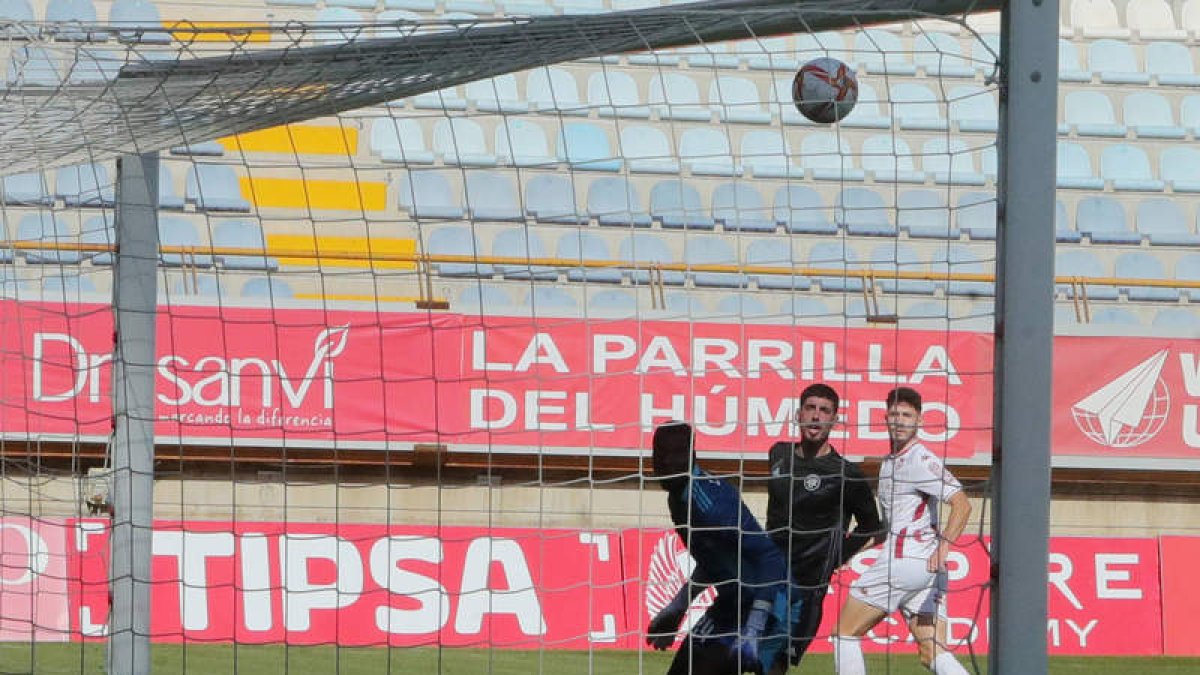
left=831, top=595, right=886, bottom=675
left=907, top=613, right=970, bottom=675
left=668, top=635, right=738, bottom=675
left=789, top=585, right=827, bottom=664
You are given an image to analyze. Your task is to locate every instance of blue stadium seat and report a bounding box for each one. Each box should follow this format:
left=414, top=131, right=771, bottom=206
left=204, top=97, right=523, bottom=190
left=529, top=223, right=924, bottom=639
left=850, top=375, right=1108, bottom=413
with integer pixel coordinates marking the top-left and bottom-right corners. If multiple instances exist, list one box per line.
left=898, top=190, right=956, bottom=239
left=746, top=238, right=809, bottom=290
left=854, top=29, right=916, bottom=75
left=796, top=31, right=847, bottom=63
left=1146, top=41, right=1200, bottom=86
left=1091, top=307, right=1141, bottom=326
left=1128, top=0, right=1186, bottom=39
left=1114, top=251, right=1178, bottom=301
left=588, top=71, right=650, bottom=119
left=554, top=0, right=605, bottom=14
left=769, top=76, right=809, bottom=126
left=1058, top=39, right=1091, bottom=82
left=1056, top=249, right=1118, bottom=299
left=434, top=118, right=496, bottom=167
left=1088, top=39, right=1149, bottom=84
left=890, top=82, right=947, bottom=131
left=716, top=294, right=770, bottom=317
left=1153, top=308, right=1200, bottom=329
left=620, top=125, right=678, bottom=174
left=457, top=284, right=512, bottom=310
left=495, top=118, right=552, bottom=167
left=110, top=0, right=170, bottom=43
left=971, top=33, right=1001, bottom=77
left=618, top=233, right=685, bottom=285
left=1077, top=195, right=1140, bottom=244
left=930, top=245, right=993, bottom=296
left=686, top=236, right=746, bottom=288
left=170, top=272, right=219, bottom=298
left=239, top=277, right=293, bottom=300
left=861, top=135, right=923, bottom=183
left=1136, top=198, right=1200, bottom=245
left=464, top=171, right=523, bottom=222
left=840, top=81, right=892, bottom=129
left=80, top=214, right=113, bottom=265
left=589, top=288, right=636, bottom=311
left=55, top=162, right=114, bottom=206
left=557, top=230, right=621, bottom=283
left=373, top=10, right=422, bottom=39
left=414, top=86, right=467, bottom=111
left=799, top=133, right=863, bottom=181
left=370, top=118, right=434, bottom=164
left=837, top=187, right=894, bottom=236
left=923, top=138, right=985, bottom=186
left=17, top=212, right=80, bottom=264
left=1100, top=144, right=1164, bottom=191
left=782, top=296, right=832, bottom=319
left=312, top=7, right=364, bottom=44
left=212, top=219, right=277, bottom=271
left=0, top=0, right=33, bottom=21
left=808, top=241, right=863, bottom=292
left=427, top=226, right=491, bottom=277
left=383, top=0, right=436, bottom=11
left=651, top=181, right=715, bottom=230
left=1057, top=199, right=1082, bottom=243
left=70, top=46, right=122, bottom=85
left=649, top=73, right=710, bottom=121
left=948, top=85, right=998, bottom=133
left=185, top=165, right=250, bottom=211
left=678, top=41, right=738, bottom=69
left=493, top=227, right=555, bottom=280
left=525, top=286, right=578, bottom=310
left=679, top=128, right=738, bottom=176
left=712, top=182, right=773, bottom=232
left=981, top=145, right=998, bottom=183
left=159, top=164, right=184, bottom=209
left=158, top=216, right=212, bottom=267
left=1064, top=90, right=1126, bottom=137
left=397, top=170, right=465, bottom=219
left=46, top=0, right=98, bottom=40
left=956, top=191, right=997, bottom=239
left=2, top=172, right=51, bottom=205
left=466, top=74, right=526, bottom=113
left=6, top=46, right=62, bottom=86
left=1176, top=253, right=1200, bottom=301
left=868, top=242, right=936, bottom=294
left=41, top=274, right=98, bottom=298
left=170, top=139, right=224, bottom=157
left=739, top=36, right=798, bottom=72
left=1159, top=146, right=1200, bottom=192
left=741, top=131, right=797, bottom=178
left=588, top=176, right=652, bottom=227
left=708, top=76, right=770, bottom=124
left=525, top=174, right=582, bottom=224
left=558, top=122, right=621, bottom=171
left=1069, top=0, right=1129, bottom=38
left=773, top=185, right=835, bottom=234
left=1057, top=142, right=1104, bottom=189
left=527, top=67, right=585, bottom=115
left=913, top=32, right=974, bottom=77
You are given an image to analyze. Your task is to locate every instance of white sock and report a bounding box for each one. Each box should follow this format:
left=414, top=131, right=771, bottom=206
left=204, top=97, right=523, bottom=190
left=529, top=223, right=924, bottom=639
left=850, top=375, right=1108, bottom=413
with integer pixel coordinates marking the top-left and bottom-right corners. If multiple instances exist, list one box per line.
left=833, top=636, right=866, bottom=675
left=930, top=651, right=970, bottom=675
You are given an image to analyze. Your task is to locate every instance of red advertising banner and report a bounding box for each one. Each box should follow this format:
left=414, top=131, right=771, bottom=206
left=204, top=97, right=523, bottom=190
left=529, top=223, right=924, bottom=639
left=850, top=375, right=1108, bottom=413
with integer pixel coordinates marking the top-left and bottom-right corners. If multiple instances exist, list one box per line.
left=0, top=518, right=70, bottom=641
left=1159, top=536, right=1200, bottom=656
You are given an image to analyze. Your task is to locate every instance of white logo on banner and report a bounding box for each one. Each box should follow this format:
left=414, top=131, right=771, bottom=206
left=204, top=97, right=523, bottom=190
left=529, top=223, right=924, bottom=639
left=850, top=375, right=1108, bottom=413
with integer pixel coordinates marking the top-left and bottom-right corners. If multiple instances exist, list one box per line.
left=1071, top=350, right=1170, bottom=448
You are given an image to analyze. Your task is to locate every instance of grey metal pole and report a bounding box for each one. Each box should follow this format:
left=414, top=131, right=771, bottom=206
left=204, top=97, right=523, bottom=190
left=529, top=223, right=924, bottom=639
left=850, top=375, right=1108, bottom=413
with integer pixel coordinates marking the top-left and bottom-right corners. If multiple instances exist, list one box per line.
left=108, top=153, right=159, bottom=675
left=991, top=1, right=1058, bottom=674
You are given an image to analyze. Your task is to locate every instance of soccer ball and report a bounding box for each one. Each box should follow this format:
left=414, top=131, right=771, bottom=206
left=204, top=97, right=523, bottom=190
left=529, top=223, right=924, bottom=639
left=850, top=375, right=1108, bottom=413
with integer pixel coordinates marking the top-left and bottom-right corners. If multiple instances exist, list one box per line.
left=792, top=57, right=858, bottom=124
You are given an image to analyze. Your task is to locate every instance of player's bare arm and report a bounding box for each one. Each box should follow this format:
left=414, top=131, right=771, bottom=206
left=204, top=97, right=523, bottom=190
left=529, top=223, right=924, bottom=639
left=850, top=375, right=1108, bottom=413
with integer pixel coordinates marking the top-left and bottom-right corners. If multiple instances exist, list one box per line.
left=928, top=490, right=972, bottom=573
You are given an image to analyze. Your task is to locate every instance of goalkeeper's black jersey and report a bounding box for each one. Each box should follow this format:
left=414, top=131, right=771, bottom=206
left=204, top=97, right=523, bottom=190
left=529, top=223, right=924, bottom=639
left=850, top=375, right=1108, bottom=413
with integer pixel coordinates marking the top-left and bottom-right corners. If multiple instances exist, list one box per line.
left=765, top=442, right=882, bottom=587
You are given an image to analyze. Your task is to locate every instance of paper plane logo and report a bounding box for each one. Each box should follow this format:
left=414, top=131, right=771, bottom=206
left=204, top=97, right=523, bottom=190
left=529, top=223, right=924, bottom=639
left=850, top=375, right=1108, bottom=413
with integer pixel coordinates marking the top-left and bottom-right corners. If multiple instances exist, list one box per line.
left=1071, top=350, right=1170, bottom=449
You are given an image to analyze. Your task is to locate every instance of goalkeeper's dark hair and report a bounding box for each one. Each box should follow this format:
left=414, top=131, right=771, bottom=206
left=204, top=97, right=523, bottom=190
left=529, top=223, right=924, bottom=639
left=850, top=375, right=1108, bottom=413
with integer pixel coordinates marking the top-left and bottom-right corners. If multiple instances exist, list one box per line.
left=800, top=383, right=839, bottom=412
left=886, top=386, right=922, bottom=412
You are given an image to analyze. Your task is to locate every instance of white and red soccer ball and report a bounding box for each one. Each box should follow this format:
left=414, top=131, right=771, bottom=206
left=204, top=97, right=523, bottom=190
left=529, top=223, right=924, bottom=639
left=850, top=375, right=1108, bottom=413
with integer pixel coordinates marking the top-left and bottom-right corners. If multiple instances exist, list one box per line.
left=792, top=57, right=858, bottom=124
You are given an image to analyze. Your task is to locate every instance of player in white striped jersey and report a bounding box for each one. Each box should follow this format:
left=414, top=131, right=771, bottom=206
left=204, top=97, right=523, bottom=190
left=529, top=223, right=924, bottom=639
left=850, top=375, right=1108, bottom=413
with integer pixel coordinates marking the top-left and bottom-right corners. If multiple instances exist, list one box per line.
left=832, top=387, right=973, bottom=675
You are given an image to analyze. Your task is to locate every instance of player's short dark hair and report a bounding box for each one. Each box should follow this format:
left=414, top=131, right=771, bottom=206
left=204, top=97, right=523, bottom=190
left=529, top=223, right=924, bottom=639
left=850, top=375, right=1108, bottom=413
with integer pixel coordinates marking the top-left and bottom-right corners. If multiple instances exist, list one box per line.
left=800, top=383, right=840, bottom=411
left=886, top=387, right=922, bottom=412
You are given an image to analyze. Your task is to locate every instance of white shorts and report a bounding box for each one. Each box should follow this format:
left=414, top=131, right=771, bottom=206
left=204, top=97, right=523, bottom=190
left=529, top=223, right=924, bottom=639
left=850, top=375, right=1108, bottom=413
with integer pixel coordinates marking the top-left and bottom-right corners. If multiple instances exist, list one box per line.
left=849, top=556, right=947, bottom=619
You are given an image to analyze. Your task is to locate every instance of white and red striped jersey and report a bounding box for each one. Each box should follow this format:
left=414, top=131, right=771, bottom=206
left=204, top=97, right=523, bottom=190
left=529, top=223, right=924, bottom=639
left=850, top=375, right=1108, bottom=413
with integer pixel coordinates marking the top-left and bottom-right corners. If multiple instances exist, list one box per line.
left=876, top=442, right=962, bottom=561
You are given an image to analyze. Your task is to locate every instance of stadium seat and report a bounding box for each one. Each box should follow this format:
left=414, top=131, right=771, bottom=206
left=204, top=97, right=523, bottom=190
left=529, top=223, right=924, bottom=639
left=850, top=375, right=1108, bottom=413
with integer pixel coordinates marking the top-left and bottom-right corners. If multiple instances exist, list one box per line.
left=55, top=162, right=114, bottom=206
left=373, top=10, right=422, bottom=38
left=588, top=71, right=650, bottom=119
left=158, top=164, right=184, bottom=209
left=795, top=31, right=847, bottom=63
left=679, top=128, right=738, bottom=176
left=524, top=286, right=578, bottom=310
left=433, top=118, right=496, bottom=167
left=746, top=237, right=809, bottom=290
left=110, top=0, right=170, bottom=44
left=397, top=171, right=465, bottom=220
left=1127, top=0, right=1187, bottom=39
left=1077, top=196, right=1140, bottom=244
left=70, top=46, right=122, bottom=85
left=466, top=74, right=527, bottom=113
left=169, top=272, right=219, bottom=298
left=708, top=76, right=770, bottom=124
left=465, top=171, right=524, bottom=222
left=1056, top=199, right=1082, bottom=243
left=741, top=130, right=798, bottom=178
left=554, top=0, right=605, bottom=14
left=650, top=180, right=715, bottom=230
left=808, top=241, right=863, bottom=292
left=527, top=67, right=586, bottom=115
left=618, top=233, right=685, bottom=285
left=414, top=86, right=468, bottom=111
left=981, top=145, right=998, bottom=183
left=457, top=284, right=512, bottom=310
left=712, top=182, right=773, bottom=232
left=1182, top=96, right=1200, bottom=134
left=1101, top=144, right=1165, bottom=191
left=1153, top=307, right=1200, bottom=329
left=588, top=288, right=636, bottom=311
left=557, top=230, right=621, bottom=283
left=238, top=277, right=293, bottom=301
left=830, top=81, right=887, bottom=129
left=948, top=85, right=998, bottom=133
left=1176, top=253, right=1200, bottom=301
left=1063, top=91, right=1126, bottom=137
left=1145, top=41, right=1200, bottom=86
left=782, top=296, right=832, bottom=319
left=16, top=212, right=80, bottom=264
left=861, top=135, right=923, bottom=183
left=923, top=137, right=985, bottom=186
left=185, top=164, right=250, bottom=212
left=970, top=33, right=1001, bottom=77
left=773, top=185, right=835, bottom=234
left=158, top=216, right=211, bottom=267
left=557, top=122, right=621, bottom=171
left=1161, top=146, right=1200, bottom=193
left=868, top=242, right=936, bottom=294
left=525, top=174, right=582, bottom=224
left=1057, top=39, right=1091, bottom=81
left=620, top=125, right=679, bottom=174
left=913, top=32, right=974, bottom=78
left=212, top=219, right=277, bottom=271
left=956, top=192, right=996, bottom=240
left=1114, top=251, right=1178, bottom=301
left=902, top=300, right=951, bottom=322
left=495, top=118, right=552, bottom=167
left=45, top=0, right=98, bottom=40
left=1069, top=0, right=1129, bottom=38
left=41, top=274, right=98, bottom=298
left=1, top=171, right=51, bottom=205
left=890, top=82, right=948, bottom=131
left=739, top=36, right=799, bottom=72
left=716, top=294, right=770, bottom=317
left=1185, top=0, right=1200, bottom=36
left=1087, top=39, right=1149, bottom=84
left=171, top=138, right=224, bottom=157
left=492, top=227, right=556, bottom=280
left=853, top=29, right=917, bottom=75
left=677, top=41, right=738, bottom=69
left=6, top=46, right=63, bottom=86
left=649, top=73, right=710, bottom=121
left=1090, top=307, right=1141, bottom=326
left=80, top=214, right=113, bottom=265
left=427, top=226, right=491, bottom=277
left=799, top=133, right=863, bottom=181
left=1123, top=92, right=1185, bottom=140
left=930, top=245, right=993, bottom=296
left=1056, top=249, right=1118, bottom=300
left=898, top=190, right=956, bottom=239
left=588, top=176, right=652, bottom=227
left=837, top=187, right=894, bottom=236
left=0, top=0, right=33, bottom=21
left=370, top=118, right=434, bottom=164
left=686, top=236, right=746, bottom=288
left=1136, top=198, right=1200, bottom=245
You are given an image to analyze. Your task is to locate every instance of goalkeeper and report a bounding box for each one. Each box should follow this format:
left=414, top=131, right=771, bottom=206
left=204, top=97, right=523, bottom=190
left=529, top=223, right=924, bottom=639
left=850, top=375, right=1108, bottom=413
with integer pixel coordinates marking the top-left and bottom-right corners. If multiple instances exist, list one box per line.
left=646, top=421, right=789, bottom=675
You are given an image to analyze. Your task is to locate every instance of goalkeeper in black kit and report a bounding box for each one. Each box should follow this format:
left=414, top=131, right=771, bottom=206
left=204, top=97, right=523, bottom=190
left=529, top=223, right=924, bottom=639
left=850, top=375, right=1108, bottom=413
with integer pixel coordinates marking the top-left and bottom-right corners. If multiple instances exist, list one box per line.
left=765, top=384, right=884, bottom=674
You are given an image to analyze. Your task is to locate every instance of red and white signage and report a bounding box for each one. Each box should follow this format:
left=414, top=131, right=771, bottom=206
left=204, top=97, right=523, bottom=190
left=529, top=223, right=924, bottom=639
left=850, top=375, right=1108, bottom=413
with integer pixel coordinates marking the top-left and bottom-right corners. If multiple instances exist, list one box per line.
left=0, top=518, right=70, bottom=641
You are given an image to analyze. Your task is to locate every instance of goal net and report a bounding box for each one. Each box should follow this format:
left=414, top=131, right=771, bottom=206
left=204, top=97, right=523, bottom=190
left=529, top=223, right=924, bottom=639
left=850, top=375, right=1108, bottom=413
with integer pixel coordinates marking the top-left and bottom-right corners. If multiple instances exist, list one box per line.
left=0, top=2, right=1004, bottom=673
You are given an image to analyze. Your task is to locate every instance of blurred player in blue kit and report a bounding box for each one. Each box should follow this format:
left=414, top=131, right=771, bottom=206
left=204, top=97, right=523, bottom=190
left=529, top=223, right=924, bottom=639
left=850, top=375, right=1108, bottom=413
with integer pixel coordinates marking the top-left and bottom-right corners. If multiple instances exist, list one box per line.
left=645, top=421, right=789, bottom=675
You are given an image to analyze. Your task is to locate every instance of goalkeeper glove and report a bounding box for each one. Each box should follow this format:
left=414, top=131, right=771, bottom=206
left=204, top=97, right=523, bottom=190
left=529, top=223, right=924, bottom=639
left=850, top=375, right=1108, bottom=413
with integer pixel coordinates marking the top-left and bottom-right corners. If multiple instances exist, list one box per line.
left=646, top=587, right=689, bottom=650
left=732, top=600, right=772, bottom=674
